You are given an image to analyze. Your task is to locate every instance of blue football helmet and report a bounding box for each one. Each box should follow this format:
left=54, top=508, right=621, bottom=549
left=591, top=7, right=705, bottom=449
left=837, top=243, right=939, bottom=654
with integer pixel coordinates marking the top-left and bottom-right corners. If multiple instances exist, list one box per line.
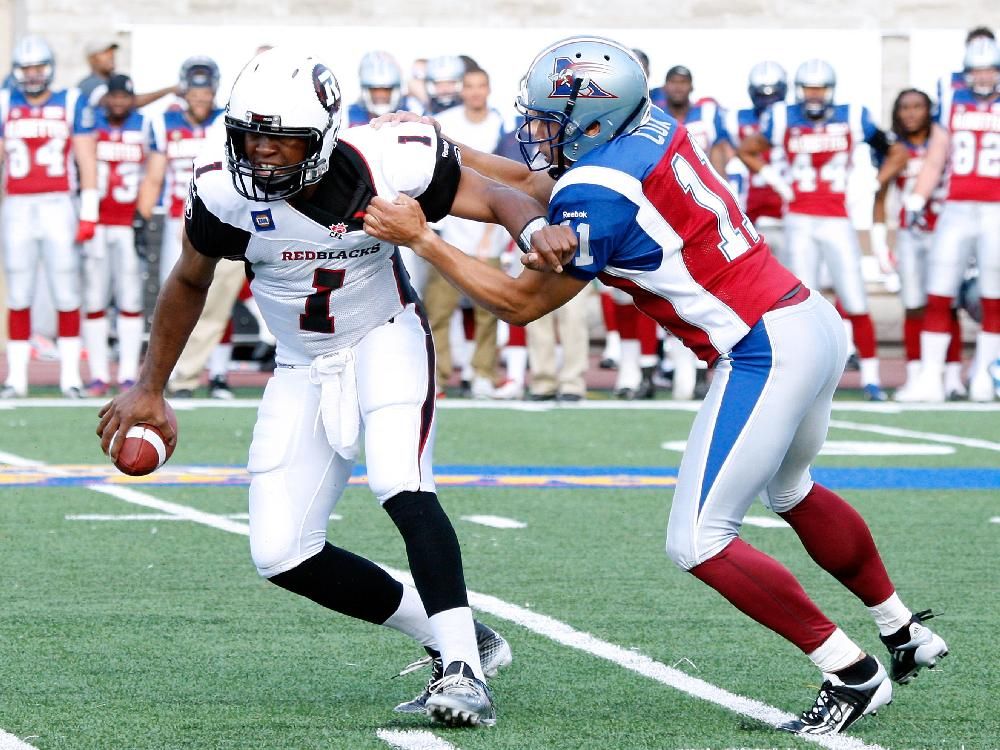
left=748, top=61, right=787, bottom=111
left=794, top=59, right=836, bottom=119
left=12, top=35, right=54, bottom=95
left=424, top=55, right=465, bottom=112
left=515, top=35, right=650, bottom=173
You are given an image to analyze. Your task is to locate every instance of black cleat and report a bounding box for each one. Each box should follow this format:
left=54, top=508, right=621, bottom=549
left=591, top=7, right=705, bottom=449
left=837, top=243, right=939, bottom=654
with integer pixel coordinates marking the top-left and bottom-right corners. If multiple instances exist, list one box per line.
left=880, top=609, right=949, bottom=685
left=780, top=657, right=892, bottom=735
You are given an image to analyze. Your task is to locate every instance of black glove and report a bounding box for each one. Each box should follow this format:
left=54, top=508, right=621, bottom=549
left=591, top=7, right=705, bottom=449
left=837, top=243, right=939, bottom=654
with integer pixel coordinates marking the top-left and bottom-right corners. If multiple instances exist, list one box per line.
left=132, top=212, right=150, bottom=260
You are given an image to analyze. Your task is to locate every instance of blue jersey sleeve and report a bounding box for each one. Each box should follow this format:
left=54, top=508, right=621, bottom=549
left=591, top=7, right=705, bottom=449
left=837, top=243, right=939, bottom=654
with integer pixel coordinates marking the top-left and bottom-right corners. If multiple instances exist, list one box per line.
left=759, top=108, right=775, bottom=144
left=711, top=106, right=729, bottom=147
left=860, top=106, right=878, bottom=142
left=73, top=96, right=96, bottom=135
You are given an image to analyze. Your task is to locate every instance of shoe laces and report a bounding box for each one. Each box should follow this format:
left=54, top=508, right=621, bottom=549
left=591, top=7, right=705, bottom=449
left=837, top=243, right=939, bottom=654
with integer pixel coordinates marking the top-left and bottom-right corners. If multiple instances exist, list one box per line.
left=394, top=655, right=441, bottom=679
left=801, top=681, right=858, bottom=723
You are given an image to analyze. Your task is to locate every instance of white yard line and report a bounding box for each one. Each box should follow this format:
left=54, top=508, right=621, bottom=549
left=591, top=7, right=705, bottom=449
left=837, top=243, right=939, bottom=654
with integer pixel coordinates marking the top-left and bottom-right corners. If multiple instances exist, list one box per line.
left=990, top=517, right=1000, bottom=525
left=460, top=514, right=526, bottom=529
left=3, top=448, right=889, bottom=750
left=376, top=729, right=462, bottom=750
left=828, top=419, right=1000, bottom=453
left=0, top=730, right=41, bottom=749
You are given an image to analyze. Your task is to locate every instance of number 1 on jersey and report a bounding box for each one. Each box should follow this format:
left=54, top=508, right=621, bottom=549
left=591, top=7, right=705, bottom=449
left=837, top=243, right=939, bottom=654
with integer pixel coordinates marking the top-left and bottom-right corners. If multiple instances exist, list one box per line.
left=562, top=221, right=594, bottom=266
left=300, top=268, right=346, bottom=333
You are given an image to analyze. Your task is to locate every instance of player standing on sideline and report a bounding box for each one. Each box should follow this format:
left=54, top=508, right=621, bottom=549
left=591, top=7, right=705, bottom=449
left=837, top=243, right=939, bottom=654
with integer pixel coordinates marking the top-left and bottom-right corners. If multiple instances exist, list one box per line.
left=903, top=37, right=1000, bottom=402
left=137, top=56, right=224, bottom=290
left=739, top=59, right=905, bottom=401
left=96, top=46, right=573, bottom=726
left=725, top=61, right=793, bottom=266
left=871, top=89, right=964, bottom=402
left=0, top=35, right=98, bottom=399
left=368, top=35, right=949, bottom=736
left=935, top=27, right=995, bottom=123
left=348, top=51, right=423, bottom=127
left=81, top=74, right=153, bottom=397
left=423, top=55, right=467, bottom=115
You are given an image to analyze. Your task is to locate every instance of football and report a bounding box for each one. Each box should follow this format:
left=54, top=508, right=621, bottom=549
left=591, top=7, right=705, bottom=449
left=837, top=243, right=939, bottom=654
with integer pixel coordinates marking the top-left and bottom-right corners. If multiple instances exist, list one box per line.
left=112, top=403, right=178, bottom=476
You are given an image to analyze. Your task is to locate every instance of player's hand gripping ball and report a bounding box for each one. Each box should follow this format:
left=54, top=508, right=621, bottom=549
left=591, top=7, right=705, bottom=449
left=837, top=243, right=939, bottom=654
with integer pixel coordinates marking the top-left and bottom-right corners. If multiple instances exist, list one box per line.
left=113, top=402, right=178, bottom=476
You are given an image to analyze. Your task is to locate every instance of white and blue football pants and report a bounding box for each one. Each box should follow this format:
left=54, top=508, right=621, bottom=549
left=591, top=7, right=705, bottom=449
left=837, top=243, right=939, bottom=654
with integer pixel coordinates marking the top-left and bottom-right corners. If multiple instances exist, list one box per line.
left=666, top=290, right=848, bottom=569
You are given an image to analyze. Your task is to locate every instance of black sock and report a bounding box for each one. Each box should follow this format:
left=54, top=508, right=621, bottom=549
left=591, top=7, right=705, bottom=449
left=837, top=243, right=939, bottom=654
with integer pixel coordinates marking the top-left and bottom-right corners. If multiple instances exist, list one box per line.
left=383, top=490, right=469, bottom=616
left=834, top=654, right=880, bottom=685
left=269, top=543, right=403, bottom=624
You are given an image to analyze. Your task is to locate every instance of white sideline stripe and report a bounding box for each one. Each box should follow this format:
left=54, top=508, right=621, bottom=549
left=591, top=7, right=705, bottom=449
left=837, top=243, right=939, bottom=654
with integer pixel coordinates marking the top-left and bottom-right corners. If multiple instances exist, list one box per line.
left=991, top=517, right=1000, bottom=524
left=376, top=729, right=460, bottom=750
left=3, top=446, right=887, bottom=750
left=0, top=731, right=40, bottom=750
left=828, top=419, right=1000, bottom=453
left=2, top=398, right=1000, bottom=413
left=744, top=516, right=791, bottom=529
left=460, top=514, right=527, bottom=529
left=64, top=512, right=341, bottom=523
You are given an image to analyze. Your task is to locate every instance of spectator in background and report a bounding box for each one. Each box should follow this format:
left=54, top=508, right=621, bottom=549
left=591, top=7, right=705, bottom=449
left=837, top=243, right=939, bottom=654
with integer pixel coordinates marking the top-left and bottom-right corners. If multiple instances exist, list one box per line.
left=78, top=39, right=178, bottom=109
left=426, top=67, right=507, bottom=398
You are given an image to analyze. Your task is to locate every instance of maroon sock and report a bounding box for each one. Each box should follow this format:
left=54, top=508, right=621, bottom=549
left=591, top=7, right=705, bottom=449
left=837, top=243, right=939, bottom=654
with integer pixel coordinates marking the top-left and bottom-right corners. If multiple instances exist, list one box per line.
left=903, top=314, right=922, bottom=362
left=689, top=538, right=836, bottom=653
left=848, top=314, right=877, bottom=359
left=778, top=483, right=894, bottom=607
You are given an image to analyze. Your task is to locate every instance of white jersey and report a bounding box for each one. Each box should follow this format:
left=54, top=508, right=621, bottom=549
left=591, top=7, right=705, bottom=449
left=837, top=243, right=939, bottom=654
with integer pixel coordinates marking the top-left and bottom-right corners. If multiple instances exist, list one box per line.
left=185, top=122, right=462, bottom=365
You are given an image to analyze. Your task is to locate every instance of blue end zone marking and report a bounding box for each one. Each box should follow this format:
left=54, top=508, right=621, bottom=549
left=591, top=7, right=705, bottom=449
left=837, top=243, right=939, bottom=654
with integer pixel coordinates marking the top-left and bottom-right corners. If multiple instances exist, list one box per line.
left=2, top=465, right=998, bottom=489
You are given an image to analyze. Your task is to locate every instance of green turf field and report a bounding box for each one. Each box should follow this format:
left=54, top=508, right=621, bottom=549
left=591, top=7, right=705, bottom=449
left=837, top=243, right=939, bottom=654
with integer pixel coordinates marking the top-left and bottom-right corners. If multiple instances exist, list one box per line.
left=1, top=401, right=997, bottom=750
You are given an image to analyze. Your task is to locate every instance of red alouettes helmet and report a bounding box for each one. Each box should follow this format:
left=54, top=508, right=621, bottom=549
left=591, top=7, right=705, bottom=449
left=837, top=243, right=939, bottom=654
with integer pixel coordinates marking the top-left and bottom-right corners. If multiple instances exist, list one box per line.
left=224, top=46, right=342, bottom=202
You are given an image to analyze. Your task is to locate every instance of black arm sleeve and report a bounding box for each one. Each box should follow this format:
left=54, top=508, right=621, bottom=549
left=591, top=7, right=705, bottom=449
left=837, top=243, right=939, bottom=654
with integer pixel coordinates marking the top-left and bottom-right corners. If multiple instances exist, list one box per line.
left=415, top=136, right=462, bottom=223
left=865, top=127, right=894, bottom=161
left=184, top=180, right=252, bottom=260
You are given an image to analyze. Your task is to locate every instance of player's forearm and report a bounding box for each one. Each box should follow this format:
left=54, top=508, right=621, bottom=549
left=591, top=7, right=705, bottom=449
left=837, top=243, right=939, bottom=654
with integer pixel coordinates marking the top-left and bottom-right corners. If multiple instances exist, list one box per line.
left=134, top=86, right=177, bottom=109
left=873, top=185, right=889, bottom=223
left=136, top=273, right=210, bottom=392
left=458, top=144, right=554, bottom=205
left=481, top=181, right=550, bottom=252
left=912, top=126, right=949, bottom=200
left=72, top=134, right=98, bottom=191
left=410, top=229, right=538, bottom=325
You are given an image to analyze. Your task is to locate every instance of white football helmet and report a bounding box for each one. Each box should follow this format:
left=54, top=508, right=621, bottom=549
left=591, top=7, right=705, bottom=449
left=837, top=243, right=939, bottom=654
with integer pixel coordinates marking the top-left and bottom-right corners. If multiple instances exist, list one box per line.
left=425, top=55, right=466, bottom=112
left=794, top=59, right=836, bottom=118
left=963, top=37, right=1000, bottom=96
left=224, top=46, right=343, bottom=202
left=12, top=35, right=54, bottom=95
left=359, top=50, right=402, bottom=116
left=515, top=36, right=649, bottom=172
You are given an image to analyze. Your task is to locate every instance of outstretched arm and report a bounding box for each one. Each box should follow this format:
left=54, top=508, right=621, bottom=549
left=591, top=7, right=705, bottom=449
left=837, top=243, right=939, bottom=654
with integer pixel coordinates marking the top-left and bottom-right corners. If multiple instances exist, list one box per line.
left=366, top=194, right=586, bottom=325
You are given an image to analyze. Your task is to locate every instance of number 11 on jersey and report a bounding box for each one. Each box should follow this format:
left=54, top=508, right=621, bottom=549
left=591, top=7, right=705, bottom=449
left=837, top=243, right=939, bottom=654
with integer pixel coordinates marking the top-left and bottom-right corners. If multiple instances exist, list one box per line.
left=563, top=221, right=594, bottom=266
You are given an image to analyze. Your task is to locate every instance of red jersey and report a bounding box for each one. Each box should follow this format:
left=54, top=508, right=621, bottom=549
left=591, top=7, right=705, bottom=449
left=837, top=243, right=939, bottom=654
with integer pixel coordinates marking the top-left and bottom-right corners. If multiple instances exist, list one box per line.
left=941, top=89, right=1000, bottom=202
left=94, top=108, right=153, bottom=226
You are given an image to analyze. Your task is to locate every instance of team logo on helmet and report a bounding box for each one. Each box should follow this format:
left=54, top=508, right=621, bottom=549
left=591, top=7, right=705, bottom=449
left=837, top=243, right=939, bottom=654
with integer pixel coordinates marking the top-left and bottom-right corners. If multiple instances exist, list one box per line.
left=313, top=64, right=341, bottom=114
left=547, top=57, right=617, bottom=99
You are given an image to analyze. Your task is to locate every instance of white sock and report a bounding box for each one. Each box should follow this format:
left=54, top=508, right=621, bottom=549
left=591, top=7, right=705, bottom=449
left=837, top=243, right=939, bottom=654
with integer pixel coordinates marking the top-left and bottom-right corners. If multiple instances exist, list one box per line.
left=860, top=357, right=881, bottom=387
left=904, top=360, right=921, bottom=384
left=615, top=339, right=641, bottom=390
left=867, top=592, right=912, bottom=636
left=639, top=353, right=659, bottom=369
left=972, top=332, right=1000, bottom=381
left=429, top=607, right=483, bottom=680
left=4, top=340, right=30, bottom=393
left=208, top=343, right=232, bottom=380
left=920, top=331, right=950, bottom=375
left=57, top=337, right=83, bottom=391
left=116, top=315, right=145, bottom=383
left=504, top=346, right=527, bottom=386
left=82, top=316, right=110, bottom=383
left=602, top=330, right=621, bottom=361
left=808, top=627, right=865, bottom=674
left=381, top=583, right=436, bottom=649
left=944, top=361, right=964, bottom=392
